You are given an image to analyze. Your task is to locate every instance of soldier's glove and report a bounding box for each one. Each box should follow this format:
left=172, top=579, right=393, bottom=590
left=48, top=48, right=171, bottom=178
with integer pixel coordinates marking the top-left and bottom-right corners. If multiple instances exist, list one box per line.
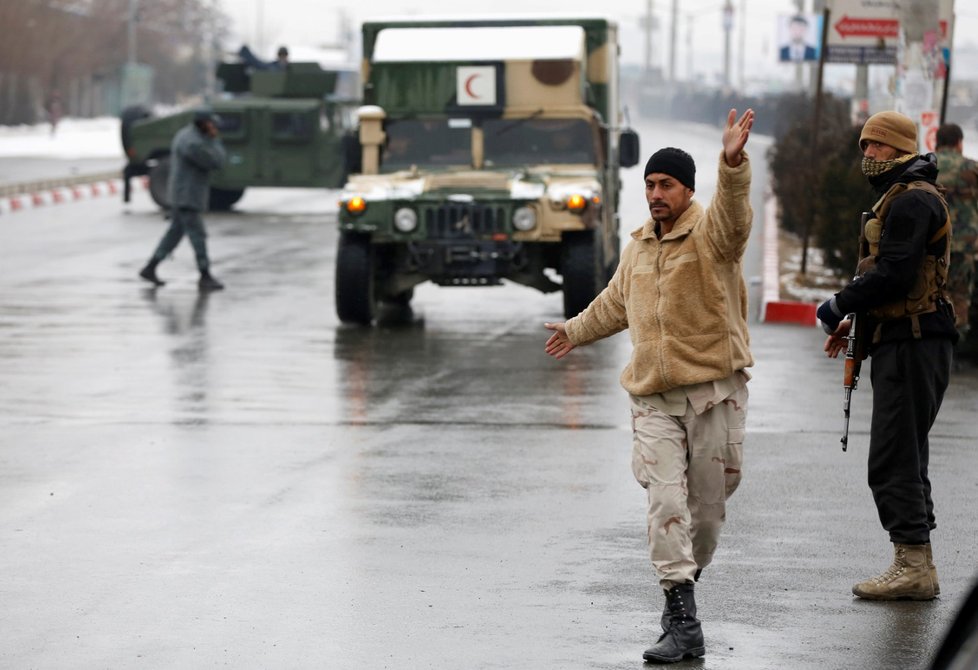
left=817, top=297, right=845, bottom=335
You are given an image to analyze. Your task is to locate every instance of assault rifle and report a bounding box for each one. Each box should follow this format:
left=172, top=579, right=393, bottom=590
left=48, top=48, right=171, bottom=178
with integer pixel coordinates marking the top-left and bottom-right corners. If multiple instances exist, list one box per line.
left=840, top=311, right=868, bottom=451
left=840, top=212, right=872, bottom=451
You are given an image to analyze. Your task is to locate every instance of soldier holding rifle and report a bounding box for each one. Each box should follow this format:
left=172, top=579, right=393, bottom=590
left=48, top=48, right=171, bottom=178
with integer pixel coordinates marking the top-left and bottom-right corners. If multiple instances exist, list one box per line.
left=817, top=111, right=957, bottom=601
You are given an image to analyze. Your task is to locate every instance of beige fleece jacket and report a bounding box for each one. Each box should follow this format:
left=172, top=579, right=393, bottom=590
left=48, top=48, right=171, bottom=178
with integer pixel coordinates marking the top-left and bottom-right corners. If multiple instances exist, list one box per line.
left=564, top=151, right=754, bottom=396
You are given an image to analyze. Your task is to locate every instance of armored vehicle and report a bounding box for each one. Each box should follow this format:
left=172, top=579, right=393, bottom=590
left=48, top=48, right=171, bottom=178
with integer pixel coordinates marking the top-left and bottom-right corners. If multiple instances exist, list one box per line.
left=121, top=57, right=357, bottom=210
left=335, top=18, right=639, bottom=323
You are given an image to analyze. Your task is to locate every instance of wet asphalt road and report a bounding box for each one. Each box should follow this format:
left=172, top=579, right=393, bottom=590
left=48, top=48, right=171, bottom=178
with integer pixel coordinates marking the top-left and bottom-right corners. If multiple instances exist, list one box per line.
left=2, top=119, right=977, bottom=669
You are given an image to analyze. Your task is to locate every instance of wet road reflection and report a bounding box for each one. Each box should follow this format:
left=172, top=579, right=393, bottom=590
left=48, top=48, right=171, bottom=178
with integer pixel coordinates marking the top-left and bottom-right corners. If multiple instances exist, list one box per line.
left=143, top=289, right=212, bottom=422
left=331, top=298, right=628, bottom=433
left=3, top=121, right=977, bottom=669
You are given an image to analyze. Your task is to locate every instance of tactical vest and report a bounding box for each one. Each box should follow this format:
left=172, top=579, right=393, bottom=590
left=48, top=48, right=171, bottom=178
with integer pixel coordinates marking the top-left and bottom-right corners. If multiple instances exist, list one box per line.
left=856, top=180, right=952, bottom=338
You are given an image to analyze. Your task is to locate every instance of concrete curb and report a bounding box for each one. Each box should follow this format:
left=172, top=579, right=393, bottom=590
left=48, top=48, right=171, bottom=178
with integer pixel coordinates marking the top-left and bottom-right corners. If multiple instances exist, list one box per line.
left=760, top=195, right=818, bottom=326
left=0, top=175, right=147, bottom=216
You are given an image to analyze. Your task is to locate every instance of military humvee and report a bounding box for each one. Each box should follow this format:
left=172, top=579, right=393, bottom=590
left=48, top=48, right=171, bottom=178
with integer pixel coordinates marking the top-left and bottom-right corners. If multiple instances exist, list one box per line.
left=121, top=58, right=358, bottom=210
left=335, top=18, right=640, bottom=323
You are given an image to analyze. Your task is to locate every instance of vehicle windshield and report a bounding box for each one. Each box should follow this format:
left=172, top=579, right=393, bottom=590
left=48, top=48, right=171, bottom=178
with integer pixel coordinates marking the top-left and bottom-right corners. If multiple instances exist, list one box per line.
left=483, top=118, right=596, bottom=167
left=380, top=119, right=471, bottom=171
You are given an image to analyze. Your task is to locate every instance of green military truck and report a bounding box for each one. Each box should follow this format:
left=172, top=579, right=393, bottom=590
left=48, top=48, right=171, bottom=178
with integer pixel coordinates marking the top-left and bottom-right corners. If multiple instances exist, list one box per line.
left=122, top=58, right=358, bottom=210
left=335, top=17, right=639, bottom=324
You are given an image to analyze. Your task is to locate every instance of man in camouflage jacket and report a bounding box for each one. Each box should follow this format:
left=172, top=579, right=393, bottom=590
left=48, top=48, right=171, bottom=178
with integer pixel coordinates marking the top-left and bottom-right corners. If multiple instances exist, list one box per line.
left=935, top=123, right=978, bottom=342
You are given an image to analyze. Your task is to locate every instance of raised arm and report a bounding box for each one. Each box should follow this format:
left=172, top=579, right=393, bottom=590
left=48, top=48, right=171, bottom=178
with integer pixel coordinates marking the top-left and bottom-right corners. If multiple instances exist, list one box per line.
left=723, top=108, right=754, bottom=167
left=704, top=109, right=754, bottom=262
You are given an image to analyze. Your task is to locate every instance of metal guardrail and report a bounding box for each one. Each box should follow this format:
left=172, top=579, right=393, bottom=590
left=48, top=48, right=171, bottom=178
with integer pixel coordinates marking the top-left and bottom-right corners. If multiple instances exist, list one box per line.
left=0, top=170, right=121, bottom=199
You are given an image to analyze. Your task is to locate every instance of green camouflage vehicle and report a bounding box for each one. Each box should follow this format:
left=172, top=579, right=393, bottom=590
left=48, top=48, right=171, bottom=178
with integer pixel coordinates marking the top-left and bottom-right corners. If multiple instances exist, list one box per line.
left=121, top=56, right=358, bottom=210
left=335, top=17, right=639, bottom=323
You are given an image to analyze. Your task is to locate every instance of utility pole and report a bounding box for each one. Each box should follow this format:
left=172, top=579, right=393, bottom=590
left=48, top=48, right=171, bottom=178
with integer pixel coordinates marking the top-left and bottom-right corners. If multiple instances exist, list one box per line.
left=644, top=0, right=654, bottom=75
left=896, top=0, right=942, bottom=151
left=738, top=0, right=746, bottom=90
left=794, top=0, right=804, bottom=90
left=800, top=5, right=831, bottom=276
left=686, top=14, right=694, bottom=81
left=853, top=65, right=869, bottom=124
left=127, top=0, right=139, bottom=64
left=204, top=0, right=218, bottom=101
left=811, top=0, right=826, bottom=95
left=669, top=0, right=678, bottom=83
left=723, top=0, right=733, bottom=87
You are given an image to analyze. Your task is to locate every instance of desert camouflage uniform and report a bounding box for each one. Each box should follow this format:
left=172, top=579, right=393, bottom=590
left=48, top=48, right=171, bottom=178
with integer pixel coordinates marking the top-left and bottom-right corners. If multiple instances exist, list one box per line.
left=936, top=148, right=978, bottom=337
left=630, top=379, right=747, bottom=587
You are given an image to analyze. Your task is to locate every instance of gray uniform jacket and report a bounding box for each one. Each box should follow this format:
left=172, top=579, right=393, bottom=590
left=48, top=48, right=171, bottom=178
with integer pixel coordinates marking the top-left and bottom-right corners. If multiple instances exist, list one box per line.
left=167, top=124, right=226, bottom=212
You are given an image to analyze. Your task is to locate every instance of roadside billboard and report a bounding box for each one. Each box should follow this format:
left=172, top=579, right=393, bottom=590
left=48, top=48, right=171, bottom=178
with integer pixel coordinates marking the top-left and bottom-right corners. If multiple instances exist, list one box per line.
left=825, top=0, right=953, bottom=65
left=777, top=14, right=822, bottom=63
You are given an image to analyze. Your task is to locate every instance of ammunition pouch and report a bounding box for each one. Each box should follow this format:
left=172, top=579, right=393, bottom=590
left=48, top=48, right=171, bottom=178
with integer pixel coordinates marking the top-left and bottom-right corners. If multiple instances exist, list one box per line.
left=856, top=181, right=953, bottom=339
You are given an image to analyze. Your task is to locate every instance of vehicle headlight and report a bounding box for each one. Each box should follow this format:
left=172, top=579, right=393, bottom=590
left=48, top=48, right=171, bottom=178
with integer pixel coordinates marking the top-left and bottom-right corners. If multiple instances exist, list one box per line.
left=512, top=206, right=536, bottom=231
left=345, top=196, right=367, bottom=215
left=393, top=207, right=418, bottom=232
left=566, top=194, right=587, bottom=212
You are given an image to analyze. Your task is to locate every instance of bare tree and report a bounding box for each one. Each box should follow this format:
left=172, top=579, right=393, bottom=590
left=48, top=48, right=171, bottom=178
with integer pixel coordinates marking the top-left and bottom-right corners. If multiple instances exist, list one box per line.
left=0, top=0, right=229, bottom=124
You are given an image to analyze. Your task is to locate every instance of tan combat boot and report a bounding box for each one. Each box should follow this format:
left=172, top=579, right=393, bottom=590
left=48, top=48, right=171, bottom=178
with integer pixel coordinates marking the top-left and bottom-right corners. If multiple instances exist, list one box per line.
left=852, top=543, right=936, bottom=601
left=926, top=543, right=940, bottom=596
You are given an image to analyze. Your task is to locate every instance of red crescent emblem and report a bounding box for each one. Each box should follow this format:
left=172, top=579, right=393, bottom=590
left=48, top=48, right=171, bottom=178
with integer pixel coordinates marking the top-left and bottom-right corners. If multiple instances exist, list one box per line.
left=464, top=74, right=480, bottom=99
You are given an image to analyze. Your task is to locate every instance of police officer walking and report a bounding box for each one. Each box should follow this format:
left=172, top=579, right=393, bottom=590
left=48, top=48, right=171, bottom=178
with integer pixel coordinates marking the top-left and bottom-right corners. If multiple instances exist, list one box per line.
left=935, top=123, right=978, bottom=345
left=818, top=111, right=957, bottom=601
left=139, top=108, right=227, bottom=292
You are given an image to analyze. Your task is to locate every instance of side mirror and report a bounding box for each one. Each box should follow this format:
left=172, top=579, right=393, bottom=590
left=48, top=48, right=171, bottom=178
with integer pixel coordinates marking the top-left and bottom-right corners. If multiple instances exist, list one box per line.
left=619, top=129, right=640, bottom=168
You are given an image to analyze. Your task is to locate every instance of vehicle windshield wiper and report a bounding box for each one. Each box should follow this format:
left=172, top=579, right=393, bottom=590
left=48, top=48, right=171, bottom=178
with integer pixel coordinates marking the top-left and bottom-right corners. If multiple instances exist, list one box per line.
left=491, top=108, right=545, bottom=136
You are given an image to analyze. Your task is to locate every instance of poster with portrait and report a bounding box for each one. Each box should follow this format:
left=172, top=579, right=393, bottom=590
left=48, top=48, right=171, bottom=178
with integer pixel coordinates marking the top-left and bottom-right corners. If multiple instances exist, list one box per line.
left=778, top=13, right=822, bottom=63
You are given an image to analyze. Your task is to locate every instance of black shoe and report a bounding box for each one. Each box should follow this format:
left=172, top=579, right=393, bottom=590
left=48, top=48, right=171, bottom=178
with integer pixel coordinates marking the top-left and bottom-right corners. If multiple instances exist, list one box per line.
left=644, top=621, right=706, bottom=663
left=645, top=583, right=705, bottom=663
left=660, top=572, right=701, bottom=632
left=139, top=265, right=165, bottom=286
left=198, top=273, right=224, bottom=292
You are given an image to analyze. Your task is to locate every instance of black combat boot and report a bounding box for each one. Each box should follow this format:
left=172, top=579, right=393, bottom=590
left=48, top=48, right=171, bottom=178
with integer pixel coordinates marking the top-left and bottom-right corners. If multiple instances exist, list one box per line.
left=139, top=260, right=165, bottom=286
left=198, top=271, right=224, bottom=292
left=644, top=582, right=705, bottom=664
left=660, top=569, right=701, bottom=632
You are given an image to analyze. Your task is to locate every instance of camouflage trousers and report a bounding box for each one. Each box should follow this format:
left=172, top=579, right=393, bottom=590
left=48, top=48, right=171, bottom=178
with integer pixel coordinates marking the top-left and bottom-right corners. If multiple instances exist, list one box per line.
left=948, top=250, right=976, bottom=334
left=630, top=387, right=747, bottom=588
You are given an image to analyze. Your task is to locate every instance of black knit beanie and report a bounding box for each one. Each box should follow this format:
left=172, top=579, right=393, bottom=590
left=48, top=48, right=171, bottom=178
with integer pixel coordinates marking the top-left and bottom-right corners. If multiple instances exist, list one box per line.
left=644, top=147, right=695, bottom=190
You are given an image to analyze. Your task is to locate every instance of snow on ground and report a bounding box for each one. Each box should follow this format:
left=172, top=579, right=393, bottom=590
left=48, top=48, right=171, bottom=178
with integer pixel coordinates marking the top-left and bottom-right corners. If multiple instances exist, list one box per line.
left=0, top=117, right=121, bottom=159
left=779, top=231, right=847, bottom=303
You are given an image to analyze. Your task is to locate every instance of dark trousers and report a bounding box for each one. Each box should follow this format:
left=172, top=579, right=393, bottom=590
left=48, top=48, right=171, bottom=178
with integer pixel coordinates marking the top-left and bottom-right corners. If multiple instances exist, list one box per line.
left=868, top=337, right=952, bottom=544
left=152, top=207, right=209, bottom=272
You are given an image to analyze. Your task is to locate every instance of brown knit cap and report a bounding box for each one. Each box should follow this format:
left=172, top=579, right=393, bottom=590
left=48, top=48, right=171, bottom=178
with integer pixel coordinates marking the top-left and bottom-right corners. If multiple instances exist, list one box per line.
left=858, top=111, right=917, bottom=154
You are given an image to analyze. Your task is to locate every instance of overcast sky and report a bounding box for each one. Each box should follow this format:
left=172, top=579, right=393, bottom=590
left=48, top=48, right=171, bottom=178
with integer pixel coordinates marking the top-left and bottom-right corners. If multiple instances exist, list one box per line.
left=217, top=0, right=978, bottom=89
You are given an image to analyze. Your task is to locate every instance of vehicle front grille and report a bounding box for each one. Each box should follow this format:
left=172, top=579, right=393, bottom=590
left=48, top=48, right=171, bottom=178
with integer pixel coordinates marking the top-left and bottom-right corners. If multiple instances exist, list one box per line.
left=423, top=203, right=508, bottom=240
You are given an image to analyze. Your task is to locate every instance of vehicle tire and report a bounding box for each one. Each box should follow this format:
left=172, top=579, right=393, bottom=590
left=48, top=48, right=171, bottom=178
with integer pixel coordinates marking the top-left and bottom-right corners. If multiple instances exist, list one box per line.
left=561, top=230, right=604, bottom=319
left=336, top=232, right=377, bottom=325
left=147, top=156, right=171, bottom=210
left=209, top=187, right=245, bottom=211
